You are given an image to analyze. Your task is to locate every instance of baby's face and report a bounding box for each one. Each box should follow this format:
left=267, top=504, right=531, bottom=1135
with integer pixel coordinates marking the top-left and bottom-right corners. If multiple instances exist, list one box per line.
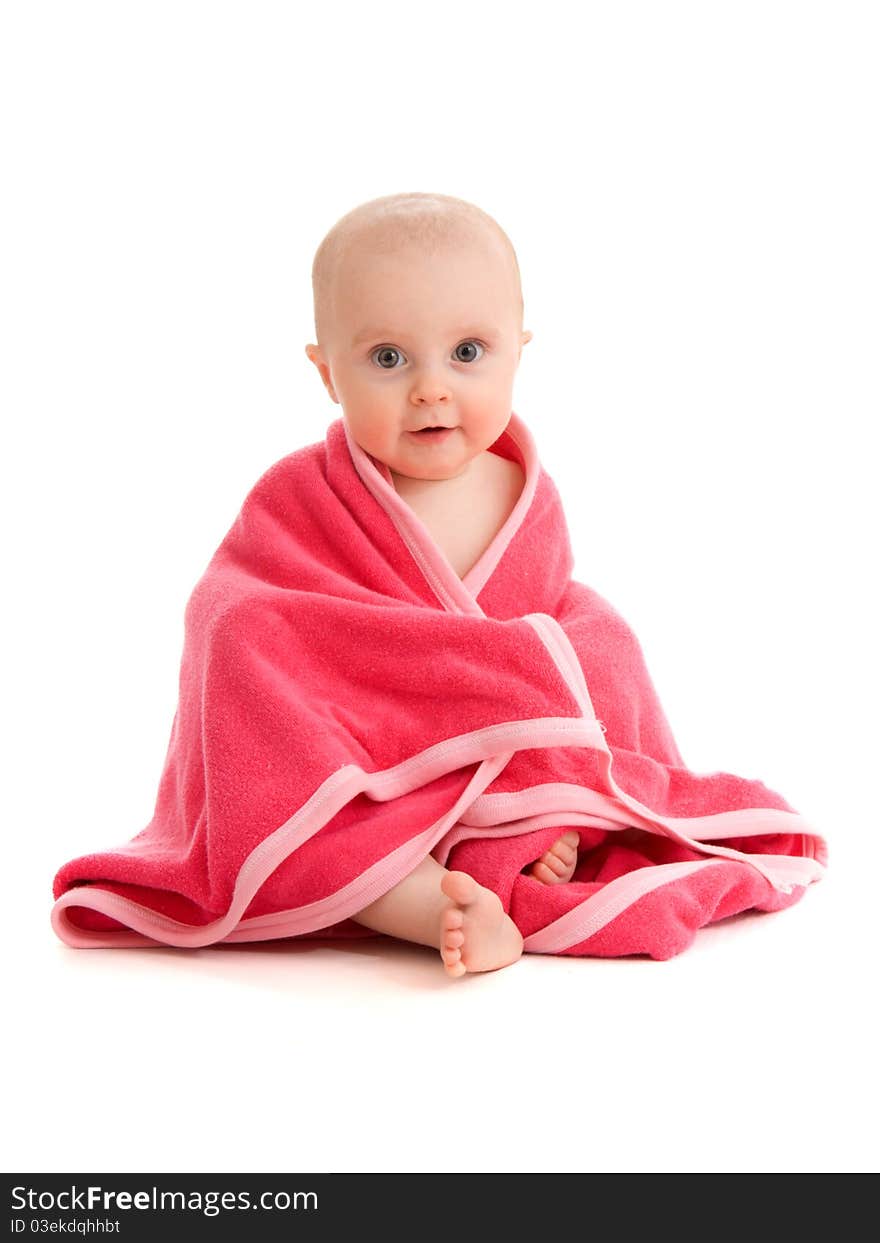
left=306, top=233, right=531, bottom=482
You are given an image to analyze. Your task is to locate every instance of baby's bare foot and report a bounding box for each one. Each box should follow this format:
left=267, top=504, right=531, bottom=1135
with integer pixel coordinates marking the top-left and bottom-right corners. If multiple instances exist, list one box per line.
left=439, top=871, right=524, bottom=979
left=527, top=829, right=580, bottom=885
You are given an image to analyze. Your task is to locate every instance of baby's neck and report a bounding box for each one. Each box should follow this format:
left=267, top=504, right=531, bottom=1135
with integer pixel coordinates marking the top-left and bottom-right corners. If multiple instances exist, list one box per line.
left=387, top=447, right=525, bottom=580
left=389, top=450, right=490, bottom=503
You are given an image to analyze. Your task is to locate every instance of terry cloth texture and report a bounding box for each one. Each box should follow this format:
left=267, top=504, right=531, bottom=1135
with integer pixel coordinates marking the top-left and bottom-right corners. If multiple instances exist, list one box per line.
left=51, top=413, right=826, bottom=959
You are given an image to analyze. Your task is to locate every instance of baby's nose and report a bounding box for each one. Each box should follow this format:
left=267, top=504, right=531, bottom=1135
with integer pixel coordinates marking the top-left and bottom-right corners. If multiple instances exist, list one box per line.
left=410, top=375, right=452, bottom=404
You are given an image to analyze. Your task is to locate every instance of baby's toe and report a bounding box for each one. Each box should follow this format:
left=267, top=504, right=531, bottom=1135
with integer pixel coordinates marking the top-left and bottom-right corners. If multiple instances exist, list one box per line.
left=441, top=870, right=478, bottom=906
left=544, top=849, right=571, bottom=876
left=441, top=905, right=464, bottom=934
left=554, top=830, right=579, bottom=860
left=530, top=859, right=558, bottom=885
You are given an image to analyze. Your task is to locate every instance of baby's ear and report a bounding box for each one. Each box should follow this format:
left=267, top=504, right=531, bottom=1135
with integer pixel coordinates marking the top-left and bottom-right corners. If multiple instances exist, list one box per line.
left=305, top=344, right=339, bottom=404
left=521, top=330, right=533, bottom=346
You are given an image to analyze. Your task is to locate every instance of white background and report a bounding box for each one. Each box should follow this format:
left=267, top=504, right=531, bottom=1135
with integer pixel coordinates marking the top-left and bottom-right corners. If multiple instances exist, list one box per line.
left=2, top=1, right=878, bottom=1174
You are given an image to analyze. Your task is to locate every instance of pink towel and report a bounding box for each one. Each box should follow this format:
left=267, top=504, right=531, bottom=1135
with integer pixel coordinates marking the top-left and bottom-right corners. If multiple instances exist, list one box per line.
left=51, top=413, right=827, bottom=959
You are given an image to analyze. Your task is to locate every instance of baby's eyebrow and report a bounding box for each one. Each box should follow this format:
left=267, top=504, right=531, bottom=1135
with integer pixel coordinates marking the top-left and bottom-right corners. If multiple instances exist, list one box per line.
left=351, top=326, right=495, bottom=346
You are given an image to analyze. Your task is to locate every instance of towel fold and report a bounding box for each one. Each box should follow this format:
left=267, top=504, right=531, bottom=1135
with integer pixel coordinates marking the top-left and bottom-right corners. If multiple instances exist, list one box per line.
left=51, top=412, right=826, bottom=959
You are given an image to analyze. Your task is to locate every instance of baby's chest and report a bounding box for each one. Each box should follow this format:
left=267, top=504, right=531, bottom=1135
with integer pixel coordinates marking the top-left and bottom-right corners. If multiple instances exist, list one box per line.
left=415, top=505, right=500, bottom=578
left=408, top=466, right=523, bottom=579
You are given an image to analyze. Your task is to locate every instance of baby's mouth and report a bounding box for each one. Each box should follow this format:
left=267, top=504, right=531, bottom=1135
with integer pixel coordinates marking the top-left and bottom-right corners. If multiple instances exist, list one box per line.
left=409, top=425, right=457, bottom=439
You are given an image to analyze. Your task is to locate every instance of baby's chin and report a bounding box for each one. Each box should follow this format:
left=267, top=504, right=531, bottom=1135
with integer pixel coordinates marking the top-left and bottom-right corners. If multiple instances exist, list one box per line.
left=387, top=449, right=479, bottom=485
left=388, top=461, right=472, bottom=484
left=346, top=421, right=487, bottom=484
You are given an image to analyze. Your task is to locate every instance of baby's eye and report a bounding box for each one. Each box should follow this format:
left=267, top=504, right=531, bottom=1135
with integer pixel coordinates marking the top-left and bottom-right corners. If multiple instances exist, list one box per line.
left=370, top=341, right=486, bottom=369
left=372, top=346, right=405, bottom=369
left=454, top=340, right=484, bottom=363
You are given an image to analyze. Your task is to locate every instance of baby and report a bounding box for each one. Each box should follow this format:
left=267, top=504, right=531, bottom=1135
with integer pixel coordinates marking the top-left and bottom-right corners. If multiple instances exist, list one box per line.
left=305, top=192, right=579, bottom=978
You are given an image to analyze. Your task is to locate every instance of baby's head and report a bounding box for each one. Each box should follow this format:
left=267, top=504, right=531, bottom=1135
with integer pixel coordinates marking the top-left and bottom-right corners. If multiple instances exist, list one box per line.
left=305, top=192, right=532, bottom=484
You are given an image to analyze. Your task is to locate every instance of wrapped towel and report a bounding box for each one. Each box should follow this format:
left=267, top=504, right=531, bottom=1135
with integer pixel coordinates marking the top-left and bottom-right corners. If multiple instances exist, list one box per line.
left=51, top=413, right=826, bottom=959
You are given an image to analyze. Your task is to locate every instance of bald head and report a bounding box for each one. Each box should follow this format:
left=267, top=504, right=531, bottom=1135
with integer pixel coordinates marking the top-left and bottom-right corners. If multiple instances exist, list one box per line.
left=310, top=192, right=524, bottom=349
